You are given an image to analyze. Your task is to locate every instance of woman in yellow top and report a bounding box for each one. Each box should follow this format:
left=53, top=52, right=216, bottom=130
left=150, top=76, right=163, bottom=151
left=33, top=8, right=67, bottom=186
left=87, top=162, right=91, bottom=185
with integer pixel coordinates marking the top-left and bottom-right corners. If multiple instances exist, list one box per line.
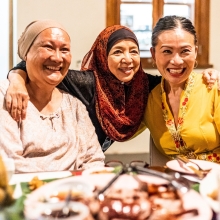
left=141, top=15, right=220, bottom=162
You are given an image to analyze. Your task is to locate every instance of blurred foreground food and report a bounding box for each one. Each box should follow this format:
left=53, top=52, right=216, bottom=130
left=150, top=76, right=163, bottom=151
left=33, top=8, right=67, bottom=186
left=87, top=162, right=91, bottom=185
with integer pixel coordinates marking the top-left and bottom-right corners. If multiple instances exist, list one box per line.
left=0, top=156, right=14, bottom=207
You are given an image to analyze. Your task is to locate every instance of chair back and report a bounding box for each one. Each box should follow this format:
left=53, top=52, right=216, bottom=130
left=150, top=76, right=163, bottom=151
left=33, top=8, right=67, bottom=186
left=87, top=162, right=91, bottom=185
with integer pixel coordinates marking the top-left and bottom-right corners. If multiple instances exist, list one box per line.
left=149, top=136, right=169, bottom=166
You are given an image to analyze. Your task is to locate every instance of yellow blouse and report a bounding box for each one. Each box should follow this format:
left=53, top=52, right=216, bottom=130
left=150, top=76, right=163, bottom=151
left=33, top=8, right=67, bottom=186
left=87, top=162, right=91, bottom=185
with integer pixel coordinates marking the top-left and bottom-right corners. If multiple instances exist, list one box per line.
left=142, top=73, right=220, bottom=162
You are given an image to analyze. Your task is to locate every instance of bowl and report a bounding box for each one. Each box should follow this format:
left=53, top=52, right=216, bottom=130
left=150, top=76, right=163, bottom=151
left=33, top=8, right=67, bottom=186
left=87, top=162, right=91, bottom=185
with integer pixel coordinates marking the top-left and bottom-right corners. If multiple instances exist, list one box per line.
left=42, top=179, right=94, bottom=203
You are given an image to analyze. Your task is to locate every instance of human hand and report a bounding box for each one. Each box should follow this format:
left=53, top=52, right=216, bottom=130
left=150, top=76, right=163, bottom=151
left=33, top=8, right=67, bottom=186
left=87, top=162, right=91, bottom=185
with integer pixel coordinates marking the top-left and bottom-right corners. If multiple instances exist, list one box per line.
left=202, top=68, right=220, bottom=90
left=5, top=82, right=29, bottom=121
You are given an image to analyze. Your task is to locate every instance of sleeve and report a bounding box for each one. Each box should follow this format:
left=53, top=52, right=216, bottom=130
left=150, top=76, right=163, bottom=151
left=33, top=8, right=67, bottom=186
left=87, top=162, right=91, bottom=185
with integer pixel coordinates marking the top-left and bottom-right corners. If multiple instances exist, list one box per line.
left=57, top=70, right=95, bottom=106
left=10, top=60, right=27, bottom=72
left=0, top=81, right=40, bottom=172
left=7, top=61, right=27, bottom=78
left=0, top=122, right=41, bottom=172
left=9, top=61, right=95, bottom=107
left=74, top=100, right=105, bottom=169
left=147, top=74, right=162, bottom=92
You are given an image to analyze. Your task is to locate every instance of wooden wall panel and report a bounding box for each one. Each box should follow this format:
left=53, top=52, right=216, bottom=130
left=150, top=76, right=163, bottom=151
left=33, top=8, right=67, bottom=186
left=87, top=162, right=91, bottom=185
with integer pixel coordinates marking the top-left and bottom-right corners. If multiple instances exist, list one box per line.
left=106, top=0, right=120, bottom=27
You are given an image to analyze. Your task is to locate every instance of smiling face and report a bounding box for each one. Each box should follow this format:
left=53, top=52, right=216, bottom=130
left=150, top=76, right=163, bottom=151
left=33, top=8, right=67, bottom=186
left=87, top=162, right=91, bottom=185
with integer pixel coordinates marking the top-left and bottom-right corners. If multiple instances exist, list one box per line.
left=151, top=28, right=198, bottom=88
left=26, top=27, right=71, bottom=86
left=107, top=39, right=140, bottom=83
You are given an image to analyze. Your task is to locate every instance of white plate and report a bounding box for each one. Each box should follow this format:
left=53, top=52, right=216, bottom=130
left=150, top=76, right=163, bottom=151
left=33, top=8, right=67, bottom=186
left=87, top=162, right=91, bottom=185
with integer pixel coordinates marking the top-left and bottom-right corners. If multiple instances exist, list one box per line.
left=166, top=159, right=220, bottom=174
left=9, top=171, right=72, bottom=185
left=24, top=174, right=212, bottom=220
left=24, top=177, right=94, bottom=220
left=200, top=168, right=220, bottom=212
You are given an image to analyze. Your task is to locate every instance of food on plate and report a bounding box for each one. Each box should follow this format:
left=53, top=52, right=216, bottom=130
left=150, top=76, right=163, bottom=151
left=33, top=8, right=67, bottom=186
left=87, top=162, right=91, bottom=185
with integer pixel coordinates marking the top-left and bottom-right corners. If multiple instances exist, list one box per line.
left=42, top=208, right=79, bottom=218
left=207, top=189, right=218, bottom=200
left=92, top=181, right=198, bottom=220
left=28, top=176, right=46, bottom=191
left=0, top=156, right=14, bottom=206
left=91, top=169, right=113, bottom=174
left=98, top=188, right=151, bottom=219
left=82, top=167, right=115, bottom=175
left=40, top=201, right=90, bottom=220
left=41, top=179, right=94, bottom=205
left=49, top=190, right=86, bottom=202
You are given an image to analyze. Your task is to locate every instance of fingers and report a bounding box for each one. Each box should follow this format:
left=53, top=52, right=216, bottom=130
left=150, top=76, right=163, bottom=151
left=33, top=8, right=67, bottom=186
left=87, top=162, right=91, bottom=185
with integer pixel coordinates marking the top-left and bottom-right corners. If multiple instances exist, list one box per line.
left=202, top=69, right=219, bottom=90
left=11, top=97, right=19, bottom=121
left=5, top=92, right=29, bottom=121
left=209, top=70, right=220, bottom=91
left=21, top=96, right=29, bottom=120
left=16, top=94, right=23, bottom=120
left=209, top=70, right=218, bottom=89
left=5, top=93, right=12, bottom=112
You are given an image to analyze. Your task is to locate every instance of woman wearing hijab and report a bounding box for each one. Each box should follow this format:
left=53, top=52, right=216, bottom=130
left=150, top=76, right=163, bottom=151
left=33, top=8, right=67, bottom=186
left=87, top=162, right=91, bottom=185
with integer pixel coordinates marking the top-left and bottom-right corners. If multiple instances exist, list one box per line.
left=6, top=25, right=219, bottom=152
left=0, top=20, right=105, bottom=172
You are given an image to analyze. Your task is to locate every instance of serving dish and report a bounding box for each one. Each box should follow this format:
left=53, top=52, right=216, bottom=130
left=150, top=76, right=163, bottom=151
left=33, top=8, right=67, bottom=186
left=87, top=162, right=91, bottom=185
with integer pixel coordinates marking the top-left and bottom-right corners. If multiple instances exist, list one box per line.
left=24, top=174, right=212, bottom=220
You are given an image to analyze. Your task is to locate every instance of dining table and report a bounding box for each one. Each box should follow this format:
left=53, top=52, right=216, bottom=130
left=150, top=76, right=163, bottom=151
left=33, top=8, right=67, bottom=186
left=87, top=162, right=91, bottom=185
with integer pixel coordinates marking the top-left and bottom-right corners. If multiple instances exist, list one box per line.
left=2, top=165, right=218, bottom=220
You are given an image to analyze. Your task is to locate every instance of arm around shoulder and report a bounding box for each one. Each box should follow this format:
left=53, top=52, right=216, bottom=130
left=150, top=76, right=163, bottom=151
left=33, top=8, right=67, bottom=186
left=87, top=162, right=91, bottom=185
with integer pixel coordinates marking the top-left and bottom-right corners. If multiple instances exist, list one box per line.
left=6, top=68, right=29, bottom=121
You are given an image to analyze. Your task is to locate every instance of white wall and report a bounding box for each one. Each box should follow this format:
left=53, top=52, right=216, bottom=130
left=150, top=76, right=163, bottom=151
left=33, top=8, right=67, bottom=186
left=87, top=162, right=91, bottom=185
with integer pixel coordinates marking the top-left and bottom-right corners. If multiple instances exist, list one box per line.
left=209, top=0, right=220, bottom=71
left=15, top=0, right=106, bottom=70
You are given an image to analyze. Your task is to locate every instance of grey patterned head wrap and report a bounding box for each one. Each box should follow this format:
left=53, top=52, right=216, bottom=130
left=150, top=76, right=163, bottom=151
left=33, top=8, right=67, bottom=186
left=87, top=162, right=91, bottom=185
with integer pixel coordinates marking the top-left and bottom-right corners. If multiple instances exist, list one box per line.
left=18, top=19, right=69, bottom=60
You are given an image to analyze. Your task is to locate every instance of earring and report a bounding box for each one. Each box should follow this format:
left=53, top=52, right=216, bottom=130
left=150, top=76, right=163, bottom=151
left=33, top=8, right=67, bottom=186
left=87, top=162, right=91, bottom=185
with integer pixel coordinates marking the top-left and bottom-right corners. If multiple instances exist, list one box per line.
left=194, top=60, right=198, bottom=69
left=152, top=62, right=156, bottom=68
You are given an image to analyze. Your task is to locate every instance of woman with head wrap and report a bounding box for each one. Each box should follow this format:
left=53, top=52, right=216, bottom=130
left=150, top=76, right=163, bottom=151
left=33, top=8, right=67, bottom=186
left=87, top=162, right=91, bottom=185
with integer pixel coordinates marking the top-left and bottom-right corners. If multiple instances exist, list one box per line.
left=0, top=20, right=105, bottom=172
left=5, top=24, right=219, bottom=152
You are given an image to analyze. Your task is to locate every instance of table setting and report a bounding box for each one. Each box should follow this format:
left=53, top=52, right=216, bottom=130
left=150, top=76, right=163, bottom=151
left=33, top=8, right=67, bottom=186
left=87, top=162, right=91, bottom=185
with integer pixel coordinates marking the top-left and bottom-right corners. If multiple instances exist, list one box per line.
left=1, top=157, right=220, bottom=220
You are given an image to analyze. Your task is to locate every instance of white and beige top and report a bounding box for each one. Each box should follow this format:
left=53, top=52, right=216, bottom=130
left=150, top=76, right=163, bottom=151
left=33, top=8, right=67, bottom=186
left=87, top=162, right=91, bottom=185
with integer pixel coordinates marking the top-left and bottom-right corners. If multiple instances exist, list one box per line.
left=0, top=80, right=105, bottom=173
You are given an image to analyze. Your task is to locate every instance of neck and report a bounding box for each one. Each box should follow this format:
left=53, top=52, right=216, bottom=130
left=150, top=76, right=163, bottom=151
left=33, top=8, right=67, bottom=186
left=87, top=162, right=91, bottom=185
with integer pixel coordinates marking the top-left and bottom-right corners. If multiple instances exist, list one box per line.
left=27, top=82, right=55, bottom=102
left=26, top=82, right=61, bottom=114
left=164, top=80, right=186, bottom=96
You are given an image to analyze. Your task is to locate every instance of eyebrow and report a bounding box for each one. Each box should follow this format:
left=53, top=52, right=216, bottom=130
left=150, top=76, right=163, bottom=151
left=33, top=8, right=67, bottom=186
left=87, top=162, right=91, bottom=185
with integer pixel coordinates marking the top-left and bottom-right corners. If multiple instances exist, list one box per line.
left=160, top=44, right=192, bottom=49
left=112, top=45, right=138, bottom=50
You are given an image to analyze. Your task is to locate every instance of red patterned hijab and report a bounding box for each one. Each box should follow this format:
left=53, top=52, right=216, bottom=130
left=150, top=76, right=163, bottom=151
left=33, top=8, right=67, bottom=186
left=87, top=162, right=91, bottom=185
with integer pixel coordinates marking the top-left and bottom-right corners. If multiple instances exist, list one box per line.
left=81, top=25, right=149, bottom=141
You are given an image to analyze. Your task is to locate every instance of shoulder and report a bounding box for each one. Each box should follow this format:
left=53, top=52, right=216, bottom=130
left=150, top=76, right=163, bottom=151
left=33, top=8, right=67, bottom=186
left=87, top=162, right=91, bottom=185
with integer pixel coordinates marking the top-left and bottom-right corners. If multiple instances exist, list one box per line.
left=61, top=91, right=87, bottom=109
left=66, top=70, right=94, bottom=85
left=193, top=71, right=218, bottom=90
left=0, top=79, right=9, bottom=94
left=0, top=80, right=9, bottom=109
left=194, top=71, right=204, bottom=81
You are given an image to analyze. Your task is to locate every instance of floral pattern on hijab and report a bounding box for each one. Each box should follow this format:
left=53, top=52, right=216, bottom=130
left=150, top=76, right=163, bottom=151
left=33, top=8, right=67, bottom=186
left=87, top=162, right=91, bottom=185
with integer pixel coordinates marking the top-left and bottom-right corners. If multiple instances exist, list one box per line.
left=81, top=25, right=149, bottom=141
